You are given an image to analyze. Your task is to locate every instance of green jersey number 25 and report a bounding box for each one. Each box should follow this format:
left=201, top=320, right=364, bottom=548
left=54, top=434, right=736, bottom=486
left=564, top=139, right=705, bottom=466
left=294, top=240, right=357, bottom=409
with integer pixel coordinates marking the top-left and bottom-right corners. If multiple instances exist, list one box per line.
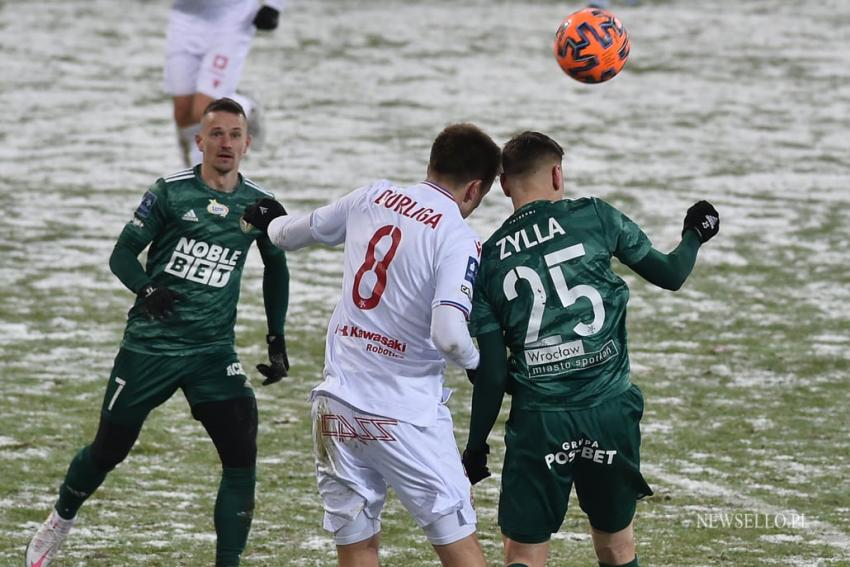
left=503, top=242, right=605, bottom=345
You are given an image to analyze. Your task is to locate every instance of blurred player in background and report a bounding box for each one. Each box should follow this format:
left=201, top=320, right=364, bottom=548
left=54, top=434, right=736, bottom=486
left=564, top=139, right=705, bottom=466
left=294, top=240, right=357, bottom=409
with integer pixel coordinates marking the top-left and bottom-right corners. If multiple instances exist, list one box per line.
left=25, top=98, right=290, bottom=567
left=241, top=123, right=501, bottom=567
left=462, top=131, right=719, bottom=567
left=166, top=0, right=284, bottom=166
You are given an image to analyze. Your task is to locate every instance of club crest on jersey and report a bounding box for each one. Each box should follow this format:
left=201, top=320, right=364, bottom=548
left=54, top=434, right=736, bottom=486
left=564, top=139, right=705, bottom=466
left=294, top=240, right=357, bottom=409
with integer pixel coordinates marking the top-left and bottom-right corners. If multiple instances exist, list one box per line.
left=207, top=199, right=229, bottom=218
left=465, top=256, right=479, bottom=285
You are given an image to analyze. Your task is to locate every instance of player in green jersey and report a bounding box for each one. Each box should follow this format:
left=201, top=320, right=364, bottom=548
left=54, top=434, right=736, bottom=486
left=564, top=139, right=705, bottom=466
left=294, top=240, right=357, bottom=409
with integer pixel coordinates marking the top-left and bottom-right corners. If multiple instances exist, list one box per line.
left=462, top=131, right=719, bottom=567
left=25, top=98, right=290, bottom=567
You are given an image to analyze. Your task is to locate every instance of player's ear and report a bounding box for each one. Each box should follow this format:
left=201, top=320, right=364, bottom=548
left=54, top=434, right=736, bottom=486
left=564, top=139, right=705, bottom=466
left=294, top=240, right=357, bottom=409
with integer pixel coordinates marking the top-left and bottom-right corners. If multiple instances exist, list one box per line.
left=500, top=173, right=510, bottom=197
left=552, top=164, right=563, bottom=192
left=463, top=179, right=482, bottom=203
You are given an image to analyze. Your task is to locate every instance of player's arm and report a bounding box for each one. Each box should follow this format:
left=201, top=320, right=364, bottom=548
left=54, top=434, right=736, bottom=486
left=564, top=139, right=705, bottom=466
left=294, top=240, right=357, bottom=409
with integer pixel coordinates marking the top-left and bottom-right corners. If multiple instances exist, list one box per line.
left=110, top=188, right=162, bottom=293
left=460, top=259, right=506, bottom=484
left=266, top=213, right=319, bottom=251
left=248, top=187, right=367, bottom=251
left=463, top=330, right=508, bottom=485
left=109, top=237, right=151, bottom=295
left=255, top=235, right=290, bottom=385
left=467, top=331, right=508, bottom=452
left=431, top=229, right=482, bottom=371
left=430, top=305, right=479, bottom=370
left=109, top=186, right=184, bottom=320
left=625, top=201, right=720, bottom=291
left=626, top=232, right=700, bottom=291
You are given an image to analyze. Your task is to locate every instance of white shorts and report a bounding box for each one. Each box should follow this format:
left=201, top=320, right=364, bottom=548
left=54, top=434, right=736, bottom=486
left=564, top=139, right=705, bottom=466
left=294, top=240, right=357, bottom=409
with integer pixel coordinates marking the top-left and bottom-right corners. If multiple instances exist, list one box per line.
left=163, top=6, right=257, bottom=98
left=312, top=394, right=476, bottom=545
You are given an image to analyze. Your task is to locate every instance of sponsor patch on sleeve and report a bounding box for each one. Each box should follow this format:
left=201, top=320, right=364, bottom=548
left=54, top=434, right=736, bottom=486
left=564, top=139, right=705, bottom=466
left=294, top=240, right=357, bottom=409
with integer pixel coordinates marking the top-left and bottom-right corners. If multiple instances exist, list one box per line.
left=464, top=256, right=479, bottom=285
left=460, top=284, right=473, bottom=301
left=134, top=190, right=157, bottom=219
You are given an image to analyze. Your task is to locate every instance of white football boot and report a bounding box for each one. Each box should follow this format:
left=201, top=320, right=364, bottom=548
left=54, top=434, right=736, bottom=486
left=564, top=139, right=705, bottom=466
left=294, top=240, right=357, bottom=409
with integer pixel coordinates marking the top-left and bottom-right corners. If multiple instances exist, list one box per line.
left=231, top=92, right=266, bottom=151
left=246, top=95, right=266, bottom=151
left=25, top=510, right=75, bottom=567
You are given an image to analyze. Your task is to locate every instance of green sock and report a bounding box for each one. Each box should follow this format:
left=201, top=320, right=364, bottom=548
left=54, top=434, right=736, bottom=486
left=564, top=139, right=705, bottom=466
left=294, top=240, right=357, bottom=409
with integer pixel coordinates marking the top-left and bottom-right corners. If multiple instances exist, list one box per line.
left=599, top=557, right=638, bottom=567
left=214, top=467, right=256, bottom=567
left=55, top=446, right=108, bottom=520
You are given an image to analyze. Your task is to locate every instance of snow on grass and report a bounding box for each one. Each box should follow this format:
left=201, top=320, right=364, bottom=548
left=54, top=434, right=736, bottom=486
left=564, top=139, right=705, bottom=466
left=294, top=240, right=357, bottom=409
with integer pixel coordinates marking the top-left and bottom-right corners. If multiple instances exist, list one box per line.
left=1, top=0, right=848, bottom=564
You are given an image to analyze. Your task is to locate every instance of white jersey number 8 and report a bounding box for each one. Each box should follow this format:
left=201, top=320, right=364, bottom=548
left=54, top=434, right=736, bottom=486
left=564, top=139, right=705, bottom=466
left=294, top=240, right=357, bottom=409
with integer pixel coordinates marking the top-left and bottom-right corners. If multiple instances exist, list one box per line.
left=352, top=225, right=402, bottom=310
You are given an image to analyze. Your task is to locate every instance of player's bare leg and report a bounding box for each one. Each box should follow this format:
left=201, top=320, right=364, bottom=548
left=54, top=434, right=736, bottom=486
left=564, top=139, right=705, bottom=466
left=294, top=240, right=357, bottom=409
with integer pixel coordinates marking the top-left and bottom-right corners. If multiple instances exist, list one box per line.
left=591, top=521, right=636, bottom=565
left=432, top=533, right=487, bottom=567
left=503, top=535, right=549, bottom=567
left=336, top=533, right=380, bottom=567
left=173, top=94, right=193, bottom=128
left=173, top=92, right=216, bottom=127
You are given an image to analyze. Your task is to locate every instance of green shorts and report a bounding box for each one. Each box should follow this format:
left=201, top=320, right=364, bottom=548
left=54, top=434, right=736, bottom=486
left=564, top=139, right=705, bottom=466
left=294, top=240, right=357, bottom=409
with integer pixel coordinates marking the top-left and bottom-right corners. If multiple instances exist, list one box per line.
left=100, top=348, right=254, bottom=427
left=499, top=384, right=653, bottom=543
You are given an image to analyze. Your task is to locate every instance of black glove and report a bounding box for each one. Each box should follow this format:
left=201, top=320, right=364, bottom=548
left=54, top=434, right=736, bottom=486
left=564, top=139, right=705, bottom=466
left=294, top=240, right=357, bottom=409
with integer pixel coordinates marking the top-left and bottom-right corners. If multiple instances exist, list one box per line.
left=465, top=368, right=478, bottom=385
left=253, top=5, right=279, bottom=31
left=242, top=198, right=287, bottom=234
left=257, top=334, right=289, bottom=385
left=682, top=200, right=719, bottom=243
left=462, top=445, right=491, bottom=485
left=137, top=283, right=184, bottom=321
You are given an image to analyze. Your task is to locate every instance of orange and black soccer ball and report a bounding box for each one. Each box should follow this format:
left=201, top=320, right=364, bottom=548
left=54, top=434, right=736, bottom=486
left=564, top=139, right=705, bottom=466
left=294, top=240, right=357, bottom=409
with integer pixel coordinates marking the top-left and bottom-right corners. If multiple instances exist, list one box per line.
left=554, top=7, right=630, bottom=84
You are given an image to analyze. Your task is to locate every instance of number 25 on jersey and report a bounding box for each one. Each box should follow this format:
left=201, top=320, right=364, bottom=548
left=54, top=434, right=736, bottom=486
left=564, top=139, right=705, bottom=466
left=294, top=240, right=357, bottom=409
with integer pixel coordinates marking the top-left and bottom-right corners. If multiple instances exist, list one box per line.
left=503, top=242, right=605, bottom=345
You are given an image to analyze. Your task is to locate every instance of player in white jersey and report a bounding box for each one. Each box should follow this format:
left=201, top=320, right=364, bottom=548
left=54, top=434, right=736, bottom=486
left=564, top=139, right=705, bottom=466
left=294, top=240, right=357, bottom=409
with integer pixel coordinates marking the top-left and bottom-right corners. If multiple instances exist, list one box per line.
left=242, top=123, right=501, bottom=567
left=165, top=0, right=284, bottom=166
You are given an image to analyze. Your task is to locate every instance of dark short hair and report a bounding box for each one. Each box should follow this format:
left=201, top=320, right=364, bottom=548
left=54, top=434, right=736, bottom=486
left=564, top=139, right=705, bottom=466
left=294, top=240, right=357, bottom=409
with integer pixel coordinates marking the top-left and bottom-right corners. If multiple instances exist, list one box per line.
left=501, top=131, right=564, bottom=177
left=428, top=123, right=501, bottom=188
left=202, top=97, right=247, bottom=120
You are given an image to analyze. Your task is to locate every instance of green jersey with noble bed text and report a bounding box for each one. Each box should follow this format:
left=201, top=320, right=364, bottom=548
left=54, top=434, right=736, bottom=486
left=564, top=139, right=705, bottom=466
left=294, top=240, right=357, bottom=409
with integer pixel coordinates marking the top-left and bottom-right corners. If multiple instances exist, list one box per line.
left=470, top=198, right=652, bottom=411
left=118, top=166, right=281, bottom=355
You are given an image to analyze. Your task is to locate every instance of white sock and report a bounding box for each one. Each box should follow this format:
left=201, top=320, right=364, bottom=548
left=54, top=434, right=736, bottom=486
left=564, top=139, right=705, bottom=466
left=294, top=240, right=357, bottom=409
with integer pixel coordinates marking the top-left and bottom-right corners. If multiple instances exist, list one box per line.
left=50, top=509, right=75, bottom=528
left=177, top=123, right=202, bottom=167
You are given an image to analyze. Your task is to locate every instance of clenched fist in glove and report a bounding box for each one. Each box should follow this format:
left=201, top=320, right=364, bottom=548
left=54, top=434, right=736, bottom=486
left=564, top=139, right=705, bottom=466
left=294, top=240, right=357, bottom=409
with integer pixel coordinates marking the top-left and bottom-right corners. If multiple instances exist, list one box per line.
left=242, top=198, right=286, bottom=234
left=253, top=5, right=280, bottom=31
left=138, top=283, right=184, bottom=321
left=682, top=200, right=719, bottom=243
left=462, top=445, right=491, bottom=485
left=258, top=334, right=289, bottom=385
